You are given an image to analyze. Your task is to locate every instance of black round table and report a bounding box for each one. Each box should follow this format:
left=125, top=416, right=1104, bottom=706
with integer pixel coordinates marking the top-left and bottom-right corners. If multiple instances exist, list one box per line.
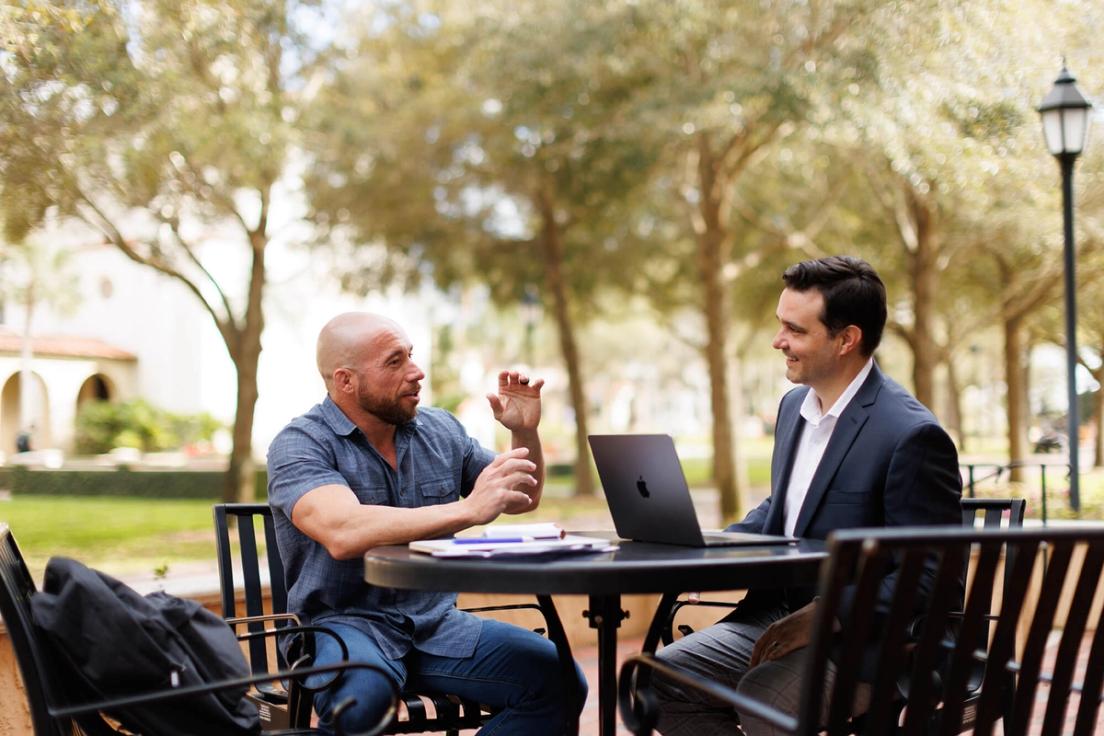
left=364, top=532, right=827, bottom=736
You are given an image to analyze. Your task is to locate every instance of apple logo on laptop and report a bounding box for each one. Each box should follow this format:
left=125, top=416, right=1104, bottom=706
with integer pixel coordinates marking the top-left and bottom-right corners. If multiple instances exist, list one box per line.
left=636, top=475, right=650, bottom=498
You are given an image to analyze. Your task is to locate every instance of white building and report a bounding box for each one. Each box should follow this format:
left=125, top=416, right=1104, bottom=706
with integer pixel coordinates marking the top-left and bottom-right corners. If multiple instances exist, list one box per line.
left=0, top=236, right=431, bottom=462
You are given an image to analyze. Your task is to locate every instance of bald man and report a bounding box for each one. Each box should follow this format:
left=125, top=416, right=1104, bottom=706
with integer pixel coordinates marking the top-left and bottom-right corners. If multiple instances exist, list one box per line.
left=267, top=313, right=586, bottom=735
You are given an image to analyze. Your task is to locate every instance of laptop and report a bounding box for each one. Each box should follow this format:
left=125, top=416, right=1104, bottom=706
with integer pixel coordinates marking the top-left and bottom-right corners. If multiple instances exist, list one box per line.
left=588, top=434, right=795, bottom=547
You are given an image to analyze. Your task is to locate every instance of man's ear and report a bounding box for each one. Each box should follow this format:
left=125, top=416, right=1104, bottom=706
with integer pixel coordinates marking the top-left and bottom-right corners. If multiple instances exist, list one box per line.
left=837, top=325, right=863, bottom=356
left=332, top=367, right=355, bottom=393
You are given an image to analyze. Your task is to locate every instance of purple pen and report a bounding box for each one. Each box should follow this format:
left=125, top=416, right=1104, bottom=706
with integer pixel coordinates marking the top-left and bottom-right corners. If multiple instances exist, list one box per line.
left=452, top=537, right=528, bottom=544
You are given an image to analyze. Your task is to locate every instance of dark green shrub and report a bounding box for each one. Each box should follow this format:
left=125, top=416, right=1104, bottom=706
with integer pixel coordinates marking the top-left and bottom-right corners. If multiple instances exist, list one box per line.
left=11, top=466, right=268, bottom=499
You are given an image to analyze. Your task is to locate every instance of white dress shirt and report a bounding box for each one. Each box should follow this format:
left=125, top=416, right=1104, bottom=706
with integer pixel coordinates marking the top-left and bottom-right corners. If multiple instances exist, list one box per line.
left=782, top=358, right=875, bottom=537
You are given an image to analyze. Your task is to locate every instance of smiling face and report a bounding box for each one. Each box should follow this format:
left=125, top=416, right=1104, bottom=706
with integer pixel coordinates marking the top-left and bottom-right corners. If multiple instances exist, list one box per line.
left=771, top=287, right=852, bottom=397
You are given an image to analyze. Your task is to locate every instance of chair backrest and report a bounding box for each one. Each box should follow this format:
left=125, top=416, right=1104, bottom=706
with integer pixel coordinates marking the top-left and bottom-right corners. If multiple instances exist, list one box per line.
left=961, top=498, right=1026, bottom=529
left=800, top=526, right=1104, bottom=736
left=0, top=524, right=71, bottom=736
left=212, top=503, right=290, bottom=676
left=0, top=527, right=57, bottom=732
left=213, top=503, right=289, bottom=617
left=961, top=498, right=1025, bottom=623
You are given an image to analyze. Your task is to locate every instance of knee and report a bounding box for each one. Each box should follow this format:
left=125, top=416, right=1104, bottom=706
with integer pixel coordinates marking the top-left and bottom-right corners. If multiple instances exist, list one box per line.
left=532, top=645, right=588, bottom=711
left=649, top=646, right=689, bottom=705
left=316, top=668, right=397, bottom=735
left=736, top=661, right=794, bottom=712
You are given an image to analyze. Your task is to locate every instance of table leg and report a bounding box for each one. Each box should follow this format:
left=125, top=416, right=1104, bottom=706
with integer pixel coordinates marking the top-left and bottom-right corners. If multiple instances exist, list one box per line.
left=536, top=594, right=580, bottom=736
left=641, top=591, right=679, bottom=655
left=585, top=594, right=627, bottom=736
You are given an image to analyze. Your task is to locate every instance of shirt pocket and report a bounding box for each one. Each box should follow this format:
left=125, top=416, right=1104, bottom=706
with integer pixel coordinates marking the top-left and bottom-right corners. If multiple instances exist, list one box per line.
left=418, top=474, right=458, bottom=506
left=347, top=481, right=390, bottom=505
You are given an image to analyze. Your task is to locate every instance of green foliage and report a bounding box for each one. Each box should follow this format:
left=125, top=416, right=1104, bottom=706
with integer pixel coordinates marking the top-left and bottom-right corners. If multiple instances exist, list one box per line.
left=74, top=400, right=222, bottom=455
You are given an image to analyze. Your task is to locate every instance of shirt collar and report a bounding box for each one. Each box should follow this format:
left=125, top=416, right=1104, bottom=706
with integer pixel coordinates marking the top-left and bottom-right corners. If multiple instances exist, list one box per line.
left=319, top=395, right=422, bottom=437
left=320, top=395, right=357, bottom=436
left=799, top=357, right=875, bottom=426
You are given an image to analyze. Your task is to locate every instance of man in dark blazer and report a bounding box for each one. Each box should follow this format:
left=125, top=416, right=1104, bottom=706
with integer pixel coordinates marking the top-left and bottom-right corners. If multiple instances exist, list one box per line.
left=653, top=256, right=962, bottom=736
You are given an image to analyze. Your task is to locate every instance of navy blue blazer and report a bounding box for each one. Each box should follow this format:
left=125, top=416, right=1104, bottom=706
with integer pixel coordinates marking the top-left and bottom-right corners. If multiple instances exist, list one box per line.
left=728, top=363, right=963, bottom=614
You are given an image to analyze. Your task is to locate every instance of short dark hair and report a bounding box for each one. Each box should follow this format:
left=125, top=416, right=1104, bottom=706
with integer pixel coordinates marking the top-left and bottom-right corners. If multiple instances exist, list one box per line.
left=782, top=255, right=887, bottom=356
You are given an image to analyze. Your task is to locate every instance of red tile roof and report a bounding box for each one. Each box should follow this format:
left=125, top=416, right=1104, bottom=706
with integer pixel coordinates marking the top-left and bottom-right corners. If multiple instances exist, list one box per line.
left=0, top=329, right=137, bottom=361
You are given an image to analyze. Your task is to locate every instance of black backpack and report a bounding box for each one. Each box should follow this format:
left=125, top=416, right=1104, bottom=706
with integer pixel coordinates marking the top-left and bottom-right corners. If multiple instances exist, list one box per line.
left=31, top=556, right=261, bottom=735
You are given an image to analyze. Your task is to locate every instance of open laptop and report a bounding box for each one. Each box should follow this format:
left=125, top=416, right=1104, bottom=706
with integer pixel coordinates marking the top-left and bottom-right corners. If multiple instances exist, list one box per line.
left=589, top=434, right=795, bottom=547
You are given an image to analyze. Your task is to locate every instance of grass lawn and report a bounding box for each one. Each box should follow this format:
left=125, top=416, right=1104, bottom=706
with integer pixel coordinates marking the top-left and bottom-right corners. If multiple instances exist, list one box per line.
left=0, top=496, right=218, bottom=580
left=5, top=450, right=1095, bottom=584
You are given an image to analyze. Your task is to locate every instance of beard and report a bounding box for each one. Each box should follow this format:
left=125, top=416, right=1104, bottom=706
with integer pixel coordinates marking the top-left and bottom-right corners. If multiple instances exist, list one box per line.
left=356, top=386, right=418, bottom=425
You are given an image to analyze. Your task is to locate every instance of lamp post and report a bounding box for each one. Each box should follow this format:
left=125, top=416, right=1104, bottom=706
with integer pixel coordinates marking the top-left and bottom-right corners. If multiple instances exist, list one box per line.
left=1038, top=65, right=1093, bottom=512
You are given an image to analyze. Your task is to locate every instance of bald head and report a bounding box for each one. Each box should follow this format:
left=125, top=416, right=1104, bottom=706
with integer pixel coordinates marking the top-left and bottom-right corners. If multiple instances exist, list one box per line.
left=316, top=312, right=404, bottom=392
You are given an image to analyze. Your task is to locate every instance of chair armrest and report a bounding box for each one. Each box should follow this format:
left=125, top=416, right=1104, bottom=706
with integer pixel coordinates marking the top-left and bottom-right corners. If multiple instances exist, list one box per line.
left=234, top=623, right=349, bottom=665
left=227, top=611, right=302, bottom=627
left=662, top=598, right=742, bottom=645
left=49, top=660, right=399, bottom=736
left=462, top=601, right=549, bottom=635
left=619, top=654, right=798, bottom=736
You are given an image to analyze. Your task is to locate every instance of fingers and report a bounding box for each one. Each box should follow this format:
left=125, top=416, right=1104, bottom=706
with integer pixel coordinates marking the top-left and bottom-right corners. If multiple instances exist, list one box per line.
left=487, top=447, right=530, bottom=466
left=749, top=637, right=766, bottom=668
left=505, top=489, right=534, bottom=509
left=497, top=370, right=544, bottom=392
left=486, top=393, right=503, bottom=418
left=477, top=449, right=538, bottom=488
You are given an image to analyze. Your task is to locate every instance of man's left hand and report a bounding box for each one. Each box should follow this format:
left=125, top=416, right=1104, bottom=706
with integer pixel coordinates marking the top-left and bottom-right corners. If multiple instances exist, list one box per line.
left=749, top=600, right=825, bottom=668
left=487, top=371, right=543, bottom=431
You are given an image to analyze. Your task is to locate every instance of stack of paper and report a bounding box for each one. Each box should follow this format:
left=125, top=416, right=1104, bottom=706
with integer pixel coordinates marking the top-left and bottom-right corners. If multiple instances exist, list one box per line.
left=409, top=534, right=616, bottom=558
left=480, top=522, right=565, bottom=540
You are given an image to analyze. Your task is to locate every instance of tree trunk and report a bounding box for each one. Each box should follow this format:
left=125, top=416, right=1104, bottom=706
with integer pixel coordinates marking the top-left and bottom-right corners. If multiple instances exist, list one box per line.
left=907, top=190, right=939, bottom=412
left=694, top=135, right=741, bottom=522
left=223, top=235, right=267, bottom=503
left=538, top=200, right=594, bottom=497
left=1094, top=368, right=1103, bottom=469
left=1003, top=316, right=1028, bottom=483
left=944, top=355, right=965, bottom=453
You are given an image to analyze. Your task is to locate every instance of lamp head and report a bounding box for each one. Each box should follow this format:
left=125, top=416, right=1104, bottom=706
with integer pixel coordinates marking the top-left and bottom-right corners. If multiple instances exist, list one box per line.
left=1038, top=66, right=1093, bottom=157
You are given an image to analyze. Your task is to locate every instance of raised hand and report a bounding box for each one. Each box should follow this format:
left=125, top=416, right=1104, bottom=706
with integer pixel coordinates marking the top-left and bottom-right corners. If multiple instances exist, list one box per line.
left=486, top=370, right=544, bottom=432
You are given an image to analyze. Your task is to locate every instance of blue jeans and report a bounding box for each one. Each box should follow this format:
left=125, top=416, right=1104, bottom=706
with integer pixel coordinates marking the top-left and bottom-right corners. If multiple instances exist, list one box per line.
left=309, top=619, right=587, bottom=735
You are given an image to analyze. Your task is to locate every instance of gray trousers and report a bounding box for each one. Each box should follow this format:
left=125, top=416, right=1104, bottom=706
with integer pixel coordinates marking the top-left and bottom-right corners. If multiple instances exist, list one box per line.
left=651, top=601, right=869, bottom=736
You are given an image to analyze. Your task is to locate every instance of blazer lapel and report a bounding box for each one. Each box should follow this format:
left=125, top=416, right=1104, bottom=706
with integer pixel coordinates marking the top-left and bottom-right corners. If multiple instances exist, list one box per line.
left=766, top=390, right=805, bottom=534
left=791, top=366, right=883, bottom=537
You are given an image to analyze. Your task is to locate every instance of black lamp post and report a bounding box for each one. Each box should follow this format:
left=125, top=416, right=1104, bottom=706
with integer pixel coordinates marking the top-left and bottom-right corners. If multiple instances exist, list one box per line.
left=1038, top=65, right=1093, bottom=512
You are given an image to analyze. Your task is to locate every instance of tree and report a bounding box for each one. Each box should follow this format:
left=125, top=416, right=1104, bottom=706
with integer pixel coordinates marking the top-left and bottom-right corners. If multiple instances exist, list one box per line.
left=0, top=236, right=80, bottom=448
left=306, top=1, right=660, bottom=496
left=0, top=0, right=325, bottom=500
left=602, top=0, right=884, bottom=521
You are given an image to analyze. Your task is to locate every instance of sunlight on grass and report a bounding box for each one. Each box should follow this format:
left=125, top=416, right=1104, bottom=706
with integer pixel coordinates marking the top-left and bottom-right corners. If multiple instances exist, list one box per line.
left=0, top=496, right=217, bottom=579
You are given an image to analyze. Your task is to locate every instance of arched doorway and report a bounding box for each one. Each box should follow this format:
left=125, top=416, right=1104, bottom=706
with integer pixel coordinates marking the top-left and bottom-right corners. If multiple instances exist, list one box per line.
left=0, top=371, right=53, bottom=454
left=76, top=373, right=114, bottom=408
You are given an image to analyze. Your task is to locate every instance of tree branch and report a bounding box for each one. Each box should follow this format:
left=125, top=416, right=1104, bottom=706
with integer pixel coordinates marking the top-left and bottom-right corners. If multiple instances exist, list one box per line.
left=74, top=188, right=237, bottom=353
left=167, top=218, right=237, bottom=329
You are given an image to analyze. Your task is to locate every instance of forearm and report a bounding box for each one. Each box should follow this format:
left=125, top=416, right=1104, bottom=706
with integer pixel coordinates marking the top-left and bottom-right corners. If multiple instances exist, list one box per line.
left=508, top=428, right=544, bottom=510
left=294, top=485, right=480, bottom=560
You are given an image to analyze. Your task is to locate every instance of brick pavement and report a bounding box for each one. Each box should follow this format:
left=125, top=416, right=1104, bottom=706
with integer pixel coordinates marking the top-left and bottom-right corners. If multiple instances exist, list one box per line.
left=444, top=631, right=1100, bottom=735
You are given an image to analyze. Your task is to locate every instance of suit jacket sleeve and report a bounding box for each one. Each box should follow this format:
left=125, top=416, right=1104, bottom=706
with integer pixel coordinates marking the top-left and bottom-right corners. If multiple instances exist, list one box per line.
left=725, top=497, right=771, bottom=533
left=842, top=420, right=963, bottom=621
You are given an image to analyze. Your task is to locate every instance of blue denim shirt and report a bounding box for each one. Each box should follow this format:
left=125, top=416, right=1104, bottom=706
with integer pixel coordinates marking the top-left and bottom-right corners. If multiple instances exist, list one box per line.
left=267, top=397, right=495, bottom=659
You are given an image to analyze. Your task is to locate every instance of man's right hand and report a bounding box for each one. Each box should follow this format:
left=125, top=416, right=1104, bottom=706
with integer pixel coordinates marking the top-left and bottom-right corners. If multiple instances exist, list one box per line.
left=462, top=447, right=538, bottom=524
